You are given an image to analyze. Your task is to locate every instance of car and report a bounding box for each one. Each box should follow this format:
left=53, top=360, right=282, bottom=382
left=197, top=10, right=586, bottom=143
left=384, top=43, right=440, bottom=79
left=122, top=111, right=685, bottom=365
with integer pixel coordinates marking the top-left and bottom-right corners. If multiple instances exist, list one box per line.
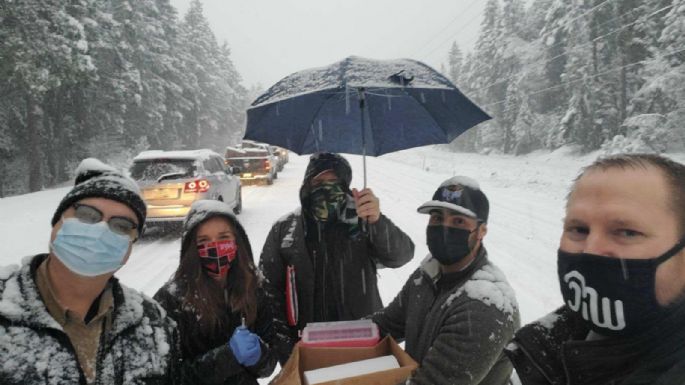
left=269, top=146, right=288, bottom=171
left=129, top=149, right=242, bottom=229
left=225, top=141, right=278, bottom=185
left=242, top=140, right=280, bottom=176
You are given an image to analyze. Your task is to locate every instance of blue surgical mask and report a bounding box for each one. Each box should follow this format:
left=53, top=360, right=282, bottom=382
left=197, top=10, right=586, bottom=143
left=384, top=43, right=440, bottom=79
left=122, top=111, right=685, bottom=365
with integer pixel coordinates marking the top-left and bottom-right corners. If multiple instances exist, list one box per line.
left=51, top=218, right=131, bottom=277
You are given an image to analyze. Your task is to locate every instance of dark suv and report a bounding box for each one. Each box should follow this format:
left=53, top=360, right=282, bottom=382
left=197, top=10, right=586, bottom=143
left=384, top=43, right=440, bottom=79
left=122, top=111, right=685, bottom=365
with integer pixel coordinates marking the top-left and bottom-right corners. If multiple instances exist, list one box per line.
left=225, top=142, right=278, bottom=185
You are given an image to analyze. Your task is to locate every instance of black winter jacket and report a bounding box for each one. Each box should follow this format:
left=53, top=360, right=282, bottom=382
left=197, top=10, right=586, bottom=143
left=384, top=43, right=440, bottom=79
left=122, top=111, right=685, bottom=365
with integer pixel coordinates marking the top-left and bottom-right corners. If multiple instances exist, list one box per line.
left=372, top=248, right=520, bottom=385
left=153, top=282, right=276, bottom=385
left=506, top=304, right=685, bottom=385
left=0, top=254, right=180, bottom=385
left=259, top=209, right=414, bottom=364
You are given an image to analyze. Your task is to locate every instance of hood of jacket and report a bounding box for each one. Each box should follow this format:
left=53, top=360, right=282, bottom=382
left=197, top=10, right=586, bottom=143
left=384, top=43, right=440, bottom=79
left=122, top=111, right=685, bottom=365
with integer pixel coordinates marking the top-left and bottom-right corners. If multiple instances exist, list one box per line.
left=299, top=152, right=352, bottom=209
left=180, top=201, right=253, bottom=261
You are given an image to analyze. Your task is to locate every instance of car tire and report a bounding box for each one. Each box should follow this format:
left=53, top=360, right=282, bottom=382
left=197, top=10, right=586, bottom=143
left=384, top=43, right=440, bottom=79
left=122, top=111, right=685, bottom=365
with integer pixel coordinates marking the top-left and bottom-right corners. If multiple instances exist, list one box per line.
left=266, top=176, right=274, bottom=185
left=234, top=189, right=242, bottom=214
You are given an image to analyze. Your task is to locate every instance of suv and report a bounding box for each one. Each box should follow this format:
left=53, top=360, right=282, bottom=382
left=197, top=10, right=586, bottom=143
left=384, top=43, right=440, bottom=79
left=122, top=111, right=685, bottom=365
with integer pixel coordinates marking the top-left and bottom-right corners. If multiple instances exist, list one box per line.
left=129, top=149, right=242, bottom=227
left=225, top=141, right=278, bottom=185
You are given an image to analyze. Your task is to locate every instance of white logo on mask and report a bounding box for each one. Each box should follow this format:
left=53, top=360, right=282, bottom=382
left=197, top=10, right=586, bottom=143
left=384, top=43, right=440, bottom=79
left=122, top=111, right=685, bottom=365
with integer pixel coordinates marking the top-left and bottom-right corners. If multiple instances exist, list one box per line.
left=564, top=270, right=626, bottom=331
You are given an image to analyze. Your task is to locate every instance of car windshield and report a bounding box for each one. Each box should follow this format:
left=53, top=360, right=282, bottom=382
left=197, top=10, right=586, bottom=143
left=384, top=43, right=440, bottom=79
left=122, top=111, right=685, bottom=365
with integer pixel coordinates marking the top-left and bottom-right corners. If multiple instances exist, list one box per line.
left=129, top=159, right=197, bottom=182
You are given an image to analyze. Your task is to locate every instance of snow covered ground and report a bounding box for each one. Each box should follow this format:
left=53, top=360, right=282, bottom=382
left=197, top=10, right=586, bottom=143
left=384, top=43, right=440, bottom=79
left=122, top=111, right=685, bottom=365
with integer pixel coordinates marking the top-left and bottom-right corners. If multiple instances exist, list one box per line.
left=3, top=146, right=682, bottom=382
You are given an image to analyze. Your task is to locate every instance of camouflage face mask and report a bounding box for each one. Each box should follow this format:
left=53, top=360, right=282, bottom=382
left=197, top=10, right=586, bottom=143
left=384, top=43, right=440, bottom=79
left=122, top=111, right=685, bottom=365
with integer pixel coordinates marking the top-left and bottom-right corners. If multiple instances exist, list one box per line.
left=308, top=182, right=346, bottom=222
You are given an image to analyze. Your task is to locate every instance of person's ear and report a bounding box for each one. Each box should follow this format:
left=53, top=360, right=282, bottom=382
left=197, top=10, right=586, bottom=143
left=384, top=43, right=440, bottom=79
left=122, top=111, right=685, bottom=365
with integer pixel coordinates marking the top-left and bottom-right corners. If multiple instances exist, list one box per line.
left=478, top=223, right=488, bottom=240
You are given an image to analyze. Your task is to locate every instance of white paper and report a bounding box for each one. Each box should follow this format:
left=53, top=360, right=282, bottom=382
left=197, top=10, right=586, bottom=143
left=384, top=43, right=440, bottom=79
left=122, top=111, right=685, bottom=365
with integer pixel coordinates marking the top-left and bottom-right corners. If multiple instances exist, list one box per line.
left=303, top=355, right=400, bottom=385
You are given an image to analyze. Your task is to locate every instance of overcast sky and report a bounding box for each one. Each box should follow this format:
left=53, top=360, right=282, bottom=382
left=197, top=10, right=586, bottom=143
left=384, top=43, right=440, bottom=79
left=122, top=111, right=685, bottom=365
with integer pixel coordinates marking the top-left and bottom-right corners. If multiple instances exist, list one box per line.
left=169, top=0, right=487, bottom=90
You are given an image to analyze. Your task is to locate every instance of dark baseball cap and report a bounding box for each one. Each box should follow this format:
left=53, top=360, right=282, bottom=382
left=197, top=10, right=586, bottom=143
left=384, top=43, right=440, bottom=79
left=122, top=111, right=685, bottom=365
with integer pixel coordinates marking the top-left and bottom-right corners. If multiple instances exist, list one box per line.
left=417, top=176, right=489, bottom=223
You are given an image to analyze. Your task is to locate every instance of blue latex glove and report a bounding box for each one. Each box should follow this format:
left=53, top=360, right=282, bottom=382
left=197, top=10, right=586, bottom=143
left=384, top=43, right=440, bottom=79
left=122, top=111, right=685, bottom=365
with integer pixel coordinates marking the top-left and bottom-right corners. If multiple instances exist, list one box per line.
left=228, top=326, right=262, bottom=366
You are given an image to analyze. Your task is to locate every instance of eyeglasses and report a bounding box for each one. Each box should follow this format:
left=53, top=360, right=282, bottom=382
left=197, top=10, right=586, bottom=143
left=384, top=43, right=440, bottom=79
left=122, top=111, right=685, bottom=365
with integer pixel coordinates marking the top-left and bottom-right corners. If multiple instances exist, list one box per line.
left=71, top=203, right=139, bottom=240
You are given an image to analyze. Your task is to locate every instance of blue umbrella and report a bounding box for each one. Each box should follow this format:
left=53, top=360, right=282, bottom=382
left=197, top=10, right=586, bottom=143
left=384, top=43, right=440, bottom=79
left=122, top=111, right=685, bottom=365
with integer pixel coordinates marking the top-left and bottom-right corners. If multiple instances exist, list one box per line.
left=244, top=56, right=490, bottom=186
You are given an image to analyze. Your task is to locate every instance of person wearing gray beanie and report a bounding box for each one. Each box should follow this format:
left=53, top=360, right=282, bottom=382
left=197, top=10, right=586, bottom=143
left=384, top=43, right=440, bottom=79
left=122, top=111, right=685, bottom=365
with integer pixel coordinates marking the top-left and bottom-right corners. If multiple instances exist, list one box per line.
left=0, top=157, right=179, bottom=384
left=154, top=200, right=276, bottom=384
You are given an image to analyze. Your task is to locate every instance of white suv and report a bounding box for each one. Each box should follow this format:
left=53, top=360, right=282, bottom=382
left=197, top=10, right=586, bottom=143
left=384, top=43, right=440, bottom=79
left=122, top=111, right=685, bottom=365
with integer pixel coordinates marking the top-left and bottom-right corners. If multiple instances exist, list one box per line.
left=129, top=149, right=242, bottom=227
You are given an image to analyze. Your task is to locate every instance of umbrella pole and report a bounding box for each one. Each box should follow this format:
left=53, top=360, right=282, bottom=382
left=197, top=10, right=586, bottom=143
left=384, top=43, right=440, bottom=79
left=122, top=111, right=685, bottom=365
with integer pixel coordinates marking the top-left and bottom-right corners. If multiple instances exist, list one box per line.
left=359, top=87, right=369, bottom=234
left=359, top=87, right=367, bottom=189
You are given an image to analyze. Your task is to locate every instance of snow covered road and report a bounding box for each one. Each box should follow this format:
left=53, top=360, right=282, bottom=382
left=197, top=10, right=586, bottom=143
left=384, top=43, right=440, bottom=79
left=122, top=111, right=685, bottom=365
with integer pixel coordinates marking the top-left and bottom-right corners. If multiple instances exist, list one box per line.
left=1, top=147, right=612, bottom=326
left=3, top=146, right=649, bottom=382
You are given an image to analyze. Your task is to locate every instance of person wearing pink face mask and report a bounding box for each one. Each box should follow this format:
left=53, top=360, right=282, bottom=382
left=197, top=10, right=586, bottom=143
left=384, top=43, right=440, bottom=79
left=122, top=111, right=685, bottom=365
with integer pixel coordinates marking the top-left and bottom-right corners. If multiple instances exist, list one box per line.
left=154, top=200, right=276, bottom=385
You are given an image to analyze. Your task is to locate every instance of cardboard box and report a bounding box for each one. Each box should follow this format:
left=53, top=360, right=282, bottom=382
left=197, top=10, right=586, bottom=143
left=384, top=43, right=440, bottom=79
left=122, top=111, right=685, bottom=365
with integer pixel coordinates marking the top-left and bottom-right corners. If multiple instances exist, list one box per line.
left=270, top=336, right=418, bottom=385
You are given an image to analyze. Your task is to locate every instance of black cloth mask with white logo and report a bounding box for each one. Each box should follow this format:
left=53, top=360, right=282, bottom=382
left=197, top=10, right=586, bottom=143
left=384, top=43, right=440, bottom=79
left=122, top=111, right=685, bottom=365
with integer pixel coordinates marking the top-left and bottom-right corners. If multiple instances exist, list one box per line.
left=557, top=238, right=685, bottom=337
left=427, top=225, right=477, bottom=266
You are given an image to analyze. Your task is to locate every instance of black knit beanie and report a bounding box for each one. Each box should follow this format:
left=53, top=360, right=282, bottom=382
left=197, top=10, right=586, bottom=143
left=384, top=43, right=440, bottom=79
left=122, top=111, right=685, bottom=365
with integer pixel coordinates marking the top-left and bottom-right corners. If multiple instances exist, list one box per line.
left=51, top=158, right=147, bottom=234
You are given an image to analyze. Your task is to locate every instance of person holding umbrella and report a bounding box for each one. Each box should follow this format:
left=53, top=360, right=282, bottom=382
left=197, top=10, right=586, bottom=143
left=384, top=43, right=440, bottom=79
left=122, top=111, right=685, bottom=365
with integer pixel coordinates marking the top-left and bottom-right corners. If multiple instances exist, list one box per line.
left=259, top=152, right=415, bottom=364
left=371, top=176, right=520, bottom=385
left=154, top=200, right=276, bottom=384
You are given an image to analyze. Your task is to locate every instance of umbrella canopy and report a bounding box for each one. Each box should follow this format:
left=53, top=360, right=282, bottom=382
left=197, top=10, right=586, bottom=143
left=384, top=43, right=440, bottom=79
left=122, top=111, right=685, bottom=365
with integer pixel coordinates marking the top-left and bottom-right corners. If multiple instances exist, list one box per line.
left=244, top=56, right=490, bottom=157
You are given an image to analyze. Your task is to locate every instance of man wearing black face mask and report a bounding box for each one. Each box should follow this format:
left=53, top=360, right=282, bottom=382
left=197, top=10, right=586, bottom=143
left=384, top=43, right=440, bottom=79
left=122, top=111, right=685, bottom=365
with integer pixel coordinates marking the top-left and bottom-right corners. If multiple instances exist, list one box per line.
left=372, top=176, right=520, bottom=385
left=259, top=152, right=414, bottom=365
left=506, top=154, right=685, bottom=385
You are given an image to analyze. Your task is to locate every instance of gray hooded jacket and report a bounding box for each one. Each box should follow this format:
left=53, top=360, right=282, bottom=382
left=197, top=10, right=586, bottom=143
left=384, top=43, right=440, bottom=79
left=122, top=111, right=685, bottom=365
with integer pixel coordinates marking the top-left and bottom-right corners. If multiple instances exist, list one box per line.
left=372, top=248, right=520, bottom=385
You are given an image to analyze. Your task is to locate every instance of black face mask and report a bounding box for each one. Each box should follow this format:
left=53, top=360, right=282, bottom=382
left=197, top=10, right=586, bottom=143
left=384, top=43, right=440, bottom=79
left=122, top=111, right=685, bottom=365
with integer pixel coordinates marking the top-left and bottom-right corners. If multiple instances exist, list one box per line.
left=427, top=225, right=477, bottom=266
left=557, top=239, right=685, bottom=337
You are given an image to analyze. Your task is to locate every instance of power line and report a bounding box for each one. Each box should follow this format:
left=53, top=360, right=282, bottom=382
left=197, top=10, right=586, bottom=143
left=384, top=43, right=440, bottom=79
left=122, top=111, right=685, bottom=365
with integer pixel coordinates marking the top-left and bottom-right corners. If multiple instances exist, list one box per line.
left=409, top=0, right=481, bottom=59
left=593, top=4, right=644, bottom=32
left=472, top=3, right=674, bottom=93
left=481, top=46, right=685, bottom=116
left=539, top=0, right=619, bottom=55
left=418, top=0, right=483, bottom=63
left=459, top=0, right=620, bottom=66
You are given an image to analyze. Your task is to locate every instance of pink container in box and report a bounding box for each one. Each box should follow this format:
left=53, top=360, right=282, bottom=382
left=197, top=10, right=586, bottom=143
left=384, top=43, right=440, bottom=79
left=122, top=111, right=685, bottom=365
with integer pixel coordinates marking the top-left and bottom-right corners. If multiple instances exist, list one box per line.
left=301, top=320, right=380, bottom=348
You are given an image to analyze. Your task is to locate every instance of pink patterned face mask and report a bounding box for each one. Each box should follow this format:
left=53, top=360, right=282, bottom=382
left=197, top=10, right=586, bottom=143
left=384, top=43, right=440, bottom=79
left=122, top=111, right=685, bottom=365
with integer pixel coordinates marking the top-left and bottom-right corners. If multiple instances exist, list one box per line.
left=197, top=239, right=237, bottom=279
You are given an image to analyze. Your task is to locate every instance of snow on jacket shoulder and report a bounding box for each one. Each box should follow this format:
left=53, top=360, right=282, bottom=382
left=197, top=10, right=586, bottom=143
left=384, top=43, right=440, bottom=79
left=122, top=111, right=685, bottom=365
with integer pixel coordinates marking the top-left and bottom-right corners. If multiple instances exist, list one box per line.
left=259, top=209, right=414, bottom=364
left=372, top=249, right=520, bottom=385
left=0, top=254, right=180, bottom=385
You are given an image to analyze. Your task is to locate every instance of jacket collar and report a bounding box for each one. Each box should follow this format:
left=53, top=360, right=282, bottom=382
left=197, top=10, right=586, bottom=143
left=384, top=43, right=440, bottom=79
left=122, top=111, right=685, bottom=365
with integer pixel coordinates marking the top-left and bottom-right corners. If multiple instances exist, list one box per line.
left=0, top=254, right=63, bottom=330
left=0, top=254, right=151, bottom=338
left=510, top=301, right=685, bottom=385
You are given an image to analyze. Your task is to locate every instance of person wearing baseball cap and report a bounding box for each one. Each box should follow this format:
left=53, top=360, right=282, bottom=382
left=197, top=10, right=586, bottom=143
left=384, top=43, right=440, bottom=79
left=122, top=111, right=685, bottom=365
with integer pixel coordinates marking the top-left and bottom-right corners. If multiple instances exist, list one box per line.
left=372, top=176, right=520, bottom=385
left=0, top=158, right=180, bottom=384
